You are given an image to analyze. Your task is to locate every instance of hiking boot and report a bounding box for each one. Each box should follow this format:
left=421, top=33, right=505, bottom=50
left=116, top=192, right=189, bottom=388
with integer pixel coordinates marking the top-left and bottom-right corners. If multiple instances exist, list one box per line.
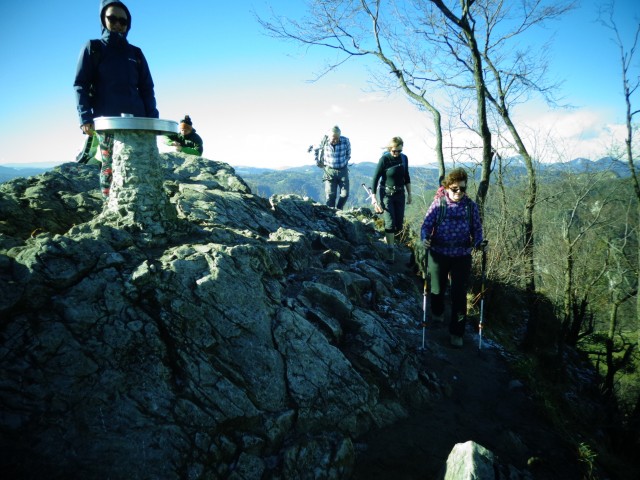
left=386, top=247, right=395, bottom=264
left=450, top=335, right=463, bottom=347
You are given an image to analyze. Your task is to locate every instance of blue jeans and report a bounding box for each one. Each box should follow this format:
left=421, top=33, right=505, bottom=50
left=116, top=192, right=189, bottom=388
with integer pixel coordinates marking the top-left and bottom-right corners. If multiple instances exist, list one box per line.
left=323, top=166, right=349, bottom=209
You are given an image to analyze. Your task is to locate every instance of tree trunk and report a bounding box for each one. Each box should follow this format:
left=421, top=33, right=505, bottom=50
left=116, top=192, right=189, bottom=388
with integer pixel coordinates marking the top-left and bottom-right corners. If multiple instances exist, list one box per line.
left=429, top=0, right=492, bottom=214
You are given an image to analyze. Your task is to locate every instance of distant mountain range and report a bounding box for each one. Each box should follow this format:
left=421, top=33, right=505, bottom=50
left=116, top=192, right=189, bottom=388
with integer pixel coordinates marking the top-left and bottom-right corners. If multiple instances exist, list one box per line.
left=0, top=162, right=64, bottom=184
left=1, top=156, right=633, bottom=188
left=239, top=156, right=634, bottom=202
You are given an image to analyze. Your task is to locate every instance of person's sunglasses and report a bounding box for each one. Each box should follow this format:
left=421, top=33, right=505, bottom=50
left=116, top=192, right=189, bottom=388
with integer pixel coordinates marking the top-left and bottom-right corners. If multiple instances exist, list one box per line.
left=106, top=15, right=128, bottom=26
left=391, top=149, right=402, bottom=153
left=450, top=186, right=467, bottom=193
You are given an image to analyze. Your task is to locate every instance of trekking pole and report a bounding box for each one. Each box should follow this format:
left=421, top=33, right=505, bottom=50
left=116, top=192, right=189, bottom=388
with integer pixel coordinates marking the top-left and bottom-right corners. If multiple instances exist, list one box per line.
left=361, top=183, right=376, bottom=206
left=478, top=241, right=488, bottom=350
left=420, top=244, right=430, bottom=351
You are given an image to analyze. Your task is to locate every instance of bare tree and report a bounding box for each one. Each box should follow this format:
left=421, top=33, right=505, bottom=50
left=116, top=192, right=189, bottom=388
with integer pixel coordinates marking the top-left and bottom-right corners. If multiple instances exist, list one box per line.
left=599, top=2, right=640, bottom=349
left=411, top=0, right=573, bottom=346
left=601, top=233, right=637, bottom=401
left=257, top=0, right=447, bottom=180
left=594, top=6, right=640, bottom=449
left=556, top=174, right=612, bottom=348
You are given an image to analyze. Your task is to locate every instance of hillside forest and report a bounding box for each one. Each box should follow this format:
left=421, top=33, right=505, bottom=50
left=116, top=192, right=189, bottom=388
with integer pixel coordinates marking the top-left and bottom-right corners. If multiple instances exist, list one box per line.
left=242, top=156, right=640, bottom=472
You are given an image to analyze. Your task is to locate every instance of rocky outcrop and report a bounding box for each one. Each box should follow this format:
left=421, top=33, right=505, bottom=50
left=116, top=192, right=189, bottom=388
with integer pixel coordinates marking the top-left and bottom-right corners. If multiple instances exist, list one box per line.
left=0, top=150, right=435, bottom=479
left=441, top=441, right=533, bottom=480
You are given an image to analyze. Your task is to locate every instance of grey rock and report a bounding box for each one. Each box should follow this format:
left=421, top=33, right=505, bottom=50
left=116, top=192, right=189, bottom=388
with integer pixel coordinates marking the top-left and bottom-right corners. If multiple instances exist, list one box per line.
left=441, top=441, right=533, bottom=480
left=442, top=441, right=496, bottom=480
left=0, top=144, right=435, bottom=478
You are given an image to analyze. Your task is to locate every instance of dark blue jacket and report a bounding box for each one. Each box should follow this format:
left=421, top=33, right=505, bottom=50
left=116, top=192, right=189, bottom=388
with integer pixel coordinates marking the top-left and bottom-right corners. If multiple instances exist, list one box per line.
left=74, top=1, right=159, bottom=126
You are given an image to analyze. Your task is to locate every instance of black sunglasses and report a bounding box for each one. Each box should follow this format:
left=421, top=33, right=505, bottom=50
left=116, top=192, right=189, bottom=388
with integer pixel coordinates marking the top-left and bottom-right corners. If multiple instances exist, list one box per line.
left=391, top=149, right=402, bottom=153
left=106, top=15, right=128, bottom=26
left=450, top=186, right=467, bottom=193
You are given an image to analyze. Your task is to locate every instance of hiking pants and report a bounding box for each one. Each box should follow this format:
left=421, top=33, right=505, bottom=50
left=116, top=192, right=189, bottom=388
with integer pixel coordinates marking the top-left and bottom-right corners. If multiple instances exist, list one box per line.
left=97, top=132, right=115, bottom=199
left=323, top=166, right=349, bottom=209
left=380, top=192, right=405, bottom=234
left=428, top=250, right=472, bottom=337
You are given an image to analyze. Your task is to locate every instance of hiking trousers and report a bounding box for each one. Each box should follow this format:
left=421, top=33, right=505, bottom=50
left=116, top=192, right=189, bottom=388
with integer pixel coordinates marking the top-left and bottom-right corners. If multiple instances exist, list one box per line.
left=97, top=132, right=115, bottom=199
left=323, top=166, right=349, bottom=209
left=428, top=250, right=472, bottom=337
left=380, top=192, right=405, bottom=233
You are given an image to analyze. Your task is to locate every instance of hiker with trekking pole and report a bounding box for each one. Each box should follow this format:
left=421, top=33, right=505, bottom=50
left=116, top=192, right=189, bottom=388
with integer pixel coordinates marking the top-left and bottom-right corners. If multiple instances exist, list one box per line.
left=420, top=168, right=484, bottom=348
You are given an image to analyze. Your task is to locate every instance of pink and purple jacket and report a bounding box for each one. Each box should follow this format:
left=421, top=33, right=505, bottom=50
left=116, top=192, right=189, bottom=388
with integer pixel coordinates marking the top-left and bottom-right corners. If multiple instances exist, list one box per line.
left=420, top=187, right=483, bottom=257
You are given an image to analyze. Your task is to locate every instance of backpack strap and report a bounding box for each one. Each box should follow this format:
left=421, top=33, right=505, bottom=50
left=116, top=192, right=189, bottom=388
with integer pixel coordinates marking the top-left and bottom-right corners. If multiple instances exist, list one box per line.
left=435, top=196, right=447, bottom=229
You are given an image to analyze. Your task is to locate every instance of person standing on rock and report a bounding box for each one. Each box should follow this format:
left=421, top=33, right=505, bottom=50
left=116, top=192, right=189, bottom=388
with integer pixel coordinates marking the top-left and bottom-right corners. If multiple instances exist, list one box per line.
left=311, top=126, right=351, bottom=210
left=166, top=115, right=204, bottom=156
left=74, top=0, right=159, bottom=199
left=420, top=167, right=484, bottom=347
left=370, top=136, right=412, bottom=263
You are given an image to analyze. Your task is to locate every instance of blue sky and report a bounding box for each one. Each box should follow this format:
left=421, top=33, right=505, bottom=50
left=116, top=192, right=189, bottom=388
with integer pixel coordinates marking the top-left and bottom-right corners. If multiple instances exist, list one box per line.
left=0, top=0, right=638, bottom=169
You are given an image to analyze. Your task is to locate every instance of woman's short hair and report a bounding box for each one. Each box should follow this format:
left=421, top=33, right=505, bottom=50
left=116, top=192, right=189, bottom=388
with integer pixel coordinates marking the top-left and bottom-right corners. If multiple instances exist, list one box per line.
left=443, top=167, right=468, bottom=187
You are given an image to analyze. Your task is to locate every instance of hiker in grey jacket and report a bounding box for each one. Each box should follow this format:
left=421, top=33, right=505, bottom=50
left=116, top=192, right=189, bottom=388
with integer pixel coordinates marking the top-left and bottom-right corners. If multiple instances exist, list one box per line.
left=73, top=0, right=159, bottom=198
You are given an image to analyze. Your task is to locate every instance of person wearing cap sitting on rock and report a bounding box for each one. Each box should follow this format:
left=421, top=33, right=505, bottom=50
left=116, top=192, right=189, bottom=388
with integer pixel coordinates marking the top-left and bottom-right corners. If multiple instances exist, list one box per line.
left=166, top=115, right=204, bottom=156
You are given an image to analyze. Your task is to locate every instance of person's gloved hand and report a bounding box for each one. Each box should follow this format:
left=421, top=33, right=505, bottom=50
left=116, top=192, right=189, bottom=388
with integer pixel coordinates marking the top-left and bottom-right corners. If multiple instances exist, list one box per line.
left=475, top=240, right=488, bottom=252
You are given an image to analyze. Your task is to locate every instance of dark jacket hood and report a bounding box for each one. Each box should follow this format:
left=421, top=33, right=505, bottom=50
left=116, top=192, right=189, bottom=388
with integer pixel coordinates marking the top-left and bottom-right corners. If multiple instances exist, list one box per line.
left=100, top=0, right=132, bottom=36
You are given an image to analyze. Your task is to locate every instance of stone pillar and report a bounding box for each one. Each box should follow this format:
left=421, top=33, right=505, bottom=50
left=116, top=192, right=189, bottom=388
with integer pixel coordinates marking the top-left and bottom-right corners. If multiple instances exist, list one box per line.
left=98, top=130, right=177, bottom=243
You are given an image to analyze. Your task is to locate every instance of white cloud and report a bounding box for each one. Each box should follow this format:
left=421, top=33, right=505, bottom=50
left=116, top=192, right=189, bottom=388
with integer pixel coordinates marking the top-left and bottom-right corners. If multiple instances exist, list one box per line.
left=325, top=104, right=347, bottom=116
left=508, top=105, right=628, bottom=161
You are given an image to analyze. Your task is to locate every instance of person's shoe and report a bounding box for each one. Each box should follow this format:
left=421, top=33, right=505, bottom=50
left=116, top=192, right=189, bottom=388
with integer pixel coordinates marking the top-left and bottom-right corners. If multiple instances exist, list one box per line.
left=450, top=335, right=463, bottom=347
left=432, top=313, right=444, bottom=323
left=386, top=247, right=395, bottom=264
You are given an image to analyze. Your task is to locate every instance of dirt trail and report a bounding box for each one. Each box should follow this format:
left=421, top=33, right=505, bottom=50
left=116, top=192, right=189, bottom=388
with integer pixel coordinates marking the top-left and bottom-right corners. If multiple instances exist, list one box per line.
left=352, top=253, right=582, bottom=479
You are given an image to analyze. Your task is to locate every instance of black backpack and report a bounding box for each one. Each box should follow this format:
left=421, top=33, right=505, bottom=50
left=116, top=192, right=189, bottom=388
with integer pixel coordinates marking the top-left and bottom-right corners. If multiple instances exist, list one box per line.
left=313, top=135, right=329, bottom=168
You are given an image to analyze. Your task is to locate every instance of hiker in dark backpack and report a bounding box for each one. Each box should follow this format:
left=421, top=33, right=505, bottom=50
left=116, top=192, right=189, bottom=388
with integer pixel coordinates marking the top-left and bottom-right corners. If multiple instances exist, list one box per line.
left=420, top=167, right=483, bottom=347
left=370, top=136, right=412, bottom=263
left=73, top=0, right=159, bottom=198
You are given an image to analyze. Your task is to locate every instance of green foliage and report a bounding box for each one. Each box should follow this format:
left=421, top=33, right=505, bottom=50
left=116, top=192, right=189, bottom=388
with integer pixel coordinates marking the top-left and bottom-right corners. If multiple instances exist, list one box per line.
left=578, top=442, right=598, bottom=480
